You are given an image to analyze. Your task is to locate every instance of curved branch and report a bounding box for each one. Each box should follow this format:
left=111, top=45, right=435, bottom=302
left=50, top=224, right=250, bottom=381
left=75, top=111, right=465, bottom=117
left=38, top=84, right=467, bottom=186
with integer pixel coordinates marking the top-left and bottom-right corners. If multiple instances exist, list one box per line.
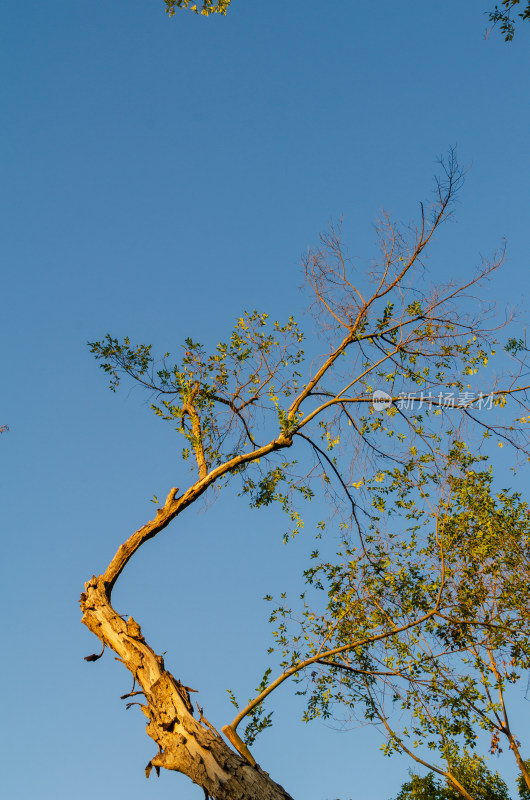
left=222, top=605, right=440, bottom=762
left=103, top=433, right=294, bottom=593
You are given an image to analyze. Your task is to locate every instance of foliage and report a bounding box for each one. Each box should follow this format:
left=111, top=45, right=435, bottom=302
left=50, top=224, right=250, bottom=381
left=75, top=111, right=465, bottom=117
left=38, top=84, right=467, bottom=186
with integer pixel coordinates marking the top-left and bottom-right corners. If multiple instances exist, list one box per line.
left=488, top=1, right=530, bottom=40
left=227, top=668, right=275, bottom=746
left=160, top=0, right=529, bottom=42
left=396, top=771, right=447, bottom=800
left=90, top=311, right=303, bottom=462
left=394, top=750, right=510, bottom=800
left=518, top=762, right=530, bottom=800
left=164, top=0, right=230, bottom=16
left=266, top=439, right=530, bottom=794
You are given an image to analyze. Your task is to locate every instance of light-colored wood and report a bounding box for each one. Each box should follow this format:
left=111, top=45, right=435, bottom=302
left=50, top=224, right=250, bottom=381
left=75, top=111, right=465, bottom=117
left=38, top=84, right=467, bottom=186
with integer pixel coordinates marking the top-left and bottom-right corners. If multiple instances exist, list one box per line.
left=81, top=574, right=294, bottom=800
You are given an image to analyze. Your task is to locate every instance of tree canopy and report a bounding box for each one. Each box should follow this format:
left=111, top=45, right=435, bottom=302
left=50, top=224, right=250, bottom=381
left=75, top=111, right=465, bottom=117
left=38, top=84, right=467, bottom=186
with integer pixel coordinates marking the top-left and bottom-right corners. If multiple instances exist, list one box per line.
left=291, top=452, right=530, bottom=797
left=82, top=156, right=530, bottom=800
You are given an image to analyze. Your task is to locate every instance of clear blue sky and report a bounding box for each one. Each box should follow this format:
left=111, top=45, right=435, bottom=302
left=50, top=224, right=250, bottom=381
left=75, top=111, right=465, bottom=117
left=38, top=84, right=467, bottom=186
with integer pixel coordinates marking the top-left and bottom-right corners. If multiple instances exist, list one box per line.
left=1, top=2, right=529, bottom=799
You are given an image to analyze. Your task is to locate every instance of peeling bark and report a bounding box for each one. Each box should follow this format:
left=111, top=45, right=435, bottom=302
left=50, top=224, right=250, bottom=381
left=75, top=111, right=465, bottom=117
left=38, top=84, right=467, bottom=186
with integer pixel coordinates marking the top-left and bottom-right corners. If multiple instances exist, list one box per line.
left=80, top=575, right=294, bottom=800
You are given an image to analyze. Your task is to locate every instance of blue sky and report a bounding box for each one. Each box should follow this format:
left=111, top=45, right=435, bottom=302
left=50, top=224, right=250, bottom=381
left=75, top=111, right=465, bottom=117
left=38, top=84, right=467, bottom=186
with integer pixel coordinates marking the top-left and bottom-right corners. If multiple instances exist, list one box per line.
left=1, top=2, right=530, bottom=799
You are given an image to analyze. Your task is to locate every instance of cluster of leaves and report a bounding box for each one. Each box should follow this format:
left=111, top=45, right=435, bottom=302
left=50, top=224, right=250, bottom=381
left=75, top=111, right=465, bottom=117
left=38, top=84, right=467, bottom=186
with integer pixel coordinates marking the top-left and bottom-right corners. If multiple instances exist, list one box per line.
left=240, top=459, right=314, bottom=541
left=89, top=312, right=304, bottom=479
left=164, top=0, right=230, bottom=16
left=488, top=1, right=530, bottom=40
left=227, top=668, right=274, bottom=746
left=394, top=749, right=510, bottom=800
left=518, top=764, right=530, bottom=800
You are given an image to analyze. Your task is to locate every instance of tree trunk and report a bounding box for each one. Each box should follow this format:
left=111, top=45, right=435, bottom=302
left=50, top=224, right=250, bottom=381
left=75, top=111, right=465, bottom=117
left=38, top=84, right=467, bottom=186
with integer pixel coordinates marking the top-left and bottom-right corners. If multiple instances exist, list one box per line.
left=80, top=575, right=295, bottom=800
